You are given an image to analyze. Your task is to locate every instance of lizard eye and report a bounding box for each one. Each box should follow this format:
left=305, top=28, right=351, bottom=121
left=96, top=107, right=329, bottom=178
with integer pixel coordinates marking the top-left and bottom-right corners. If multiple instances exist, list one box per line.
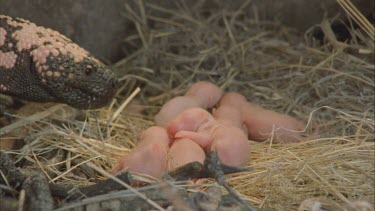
left=85, top=65, right=93, bottom=75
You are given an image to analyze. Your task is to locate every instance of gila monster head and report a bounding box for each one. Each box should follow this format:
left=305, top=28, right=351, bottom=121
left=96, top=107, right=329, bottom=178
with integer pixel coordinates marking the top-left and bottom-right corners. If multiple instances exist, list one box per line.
left=0, top=15, right=118, bottom=109
left=31, top=55, right=118, bottom=109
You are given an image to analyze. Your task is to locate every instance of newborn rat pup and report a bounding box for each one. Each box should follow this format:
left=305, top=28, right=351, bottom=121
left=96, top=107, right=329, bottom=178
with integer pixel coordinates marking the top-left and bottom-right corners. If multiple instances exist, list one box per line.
left=219, top=92, right=318, bottom=142
left=168, top=137, right=206, bottom=170
left=166, top=107, right=251, bottom=166
left=166, top=107, right=215, bottom=148
left=210, top=105, right=250, bottom=166
left=154, top=81, right=223, bottom=126
left=111, top=126, right=170, bottom=178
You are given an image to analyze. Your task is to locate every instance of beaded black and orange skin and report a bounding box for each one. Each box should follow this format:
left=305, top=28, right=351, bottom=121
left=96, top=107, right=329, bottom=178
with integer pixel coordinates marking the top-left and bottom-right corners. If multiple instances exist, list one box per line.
left=0, top=15, right=117, bottom=109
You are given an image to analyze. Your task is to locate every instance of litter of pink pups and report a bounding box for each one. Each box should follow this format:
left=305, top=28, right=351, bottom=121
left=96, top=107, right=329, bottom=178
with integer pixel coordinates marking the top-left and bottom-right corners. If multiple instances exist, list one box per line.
left=112, top=81, right=318, bottom=180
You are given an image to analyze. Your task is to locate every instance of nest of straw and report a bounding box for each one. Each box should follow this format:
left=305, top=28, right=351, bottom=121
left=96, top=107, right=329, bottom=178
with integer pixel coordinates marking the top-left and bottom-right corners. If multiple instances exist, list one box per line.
left=1, top=0, right=374, bottom=210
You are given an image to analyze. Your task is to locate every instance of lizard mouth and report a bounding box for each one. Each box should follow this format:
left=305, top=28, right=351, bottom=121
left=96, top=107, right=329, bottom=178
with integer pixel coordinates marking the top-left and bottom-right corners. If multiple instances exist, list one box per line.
left=63, top=78, right=118, bottom=109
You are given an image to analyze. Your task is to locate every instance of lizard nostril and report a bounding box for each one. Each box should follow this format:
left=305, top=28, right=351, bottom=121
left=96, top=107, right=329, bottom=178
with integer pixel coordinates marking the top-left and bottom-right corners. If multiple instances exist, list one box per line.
left=111, top=80, right=118, bottom=88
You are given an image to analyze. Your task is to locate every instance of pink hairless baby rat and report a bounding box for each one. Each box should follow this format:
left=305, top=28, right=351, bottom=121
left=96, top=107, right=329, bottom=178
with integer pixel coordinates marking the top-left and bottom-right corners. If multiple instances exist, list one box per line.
left=166, top=106, right=251, bottom=167
left=168, top=137, right=206, bottom=170
left=111, top=126, right=170, bottom=178
left=210, top=105, right=250, bottom=165
left=219, top=92, right=318, bottom=142
left=154, top=81, right=223, bottom=126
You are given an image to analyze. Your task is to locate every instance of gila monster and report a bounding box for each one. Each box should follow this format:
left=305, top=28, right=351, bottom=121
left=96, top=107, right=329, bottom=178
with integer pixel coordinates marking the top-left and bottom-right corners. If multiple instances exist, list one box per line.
left=0, top=15, right=117, bottom=109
